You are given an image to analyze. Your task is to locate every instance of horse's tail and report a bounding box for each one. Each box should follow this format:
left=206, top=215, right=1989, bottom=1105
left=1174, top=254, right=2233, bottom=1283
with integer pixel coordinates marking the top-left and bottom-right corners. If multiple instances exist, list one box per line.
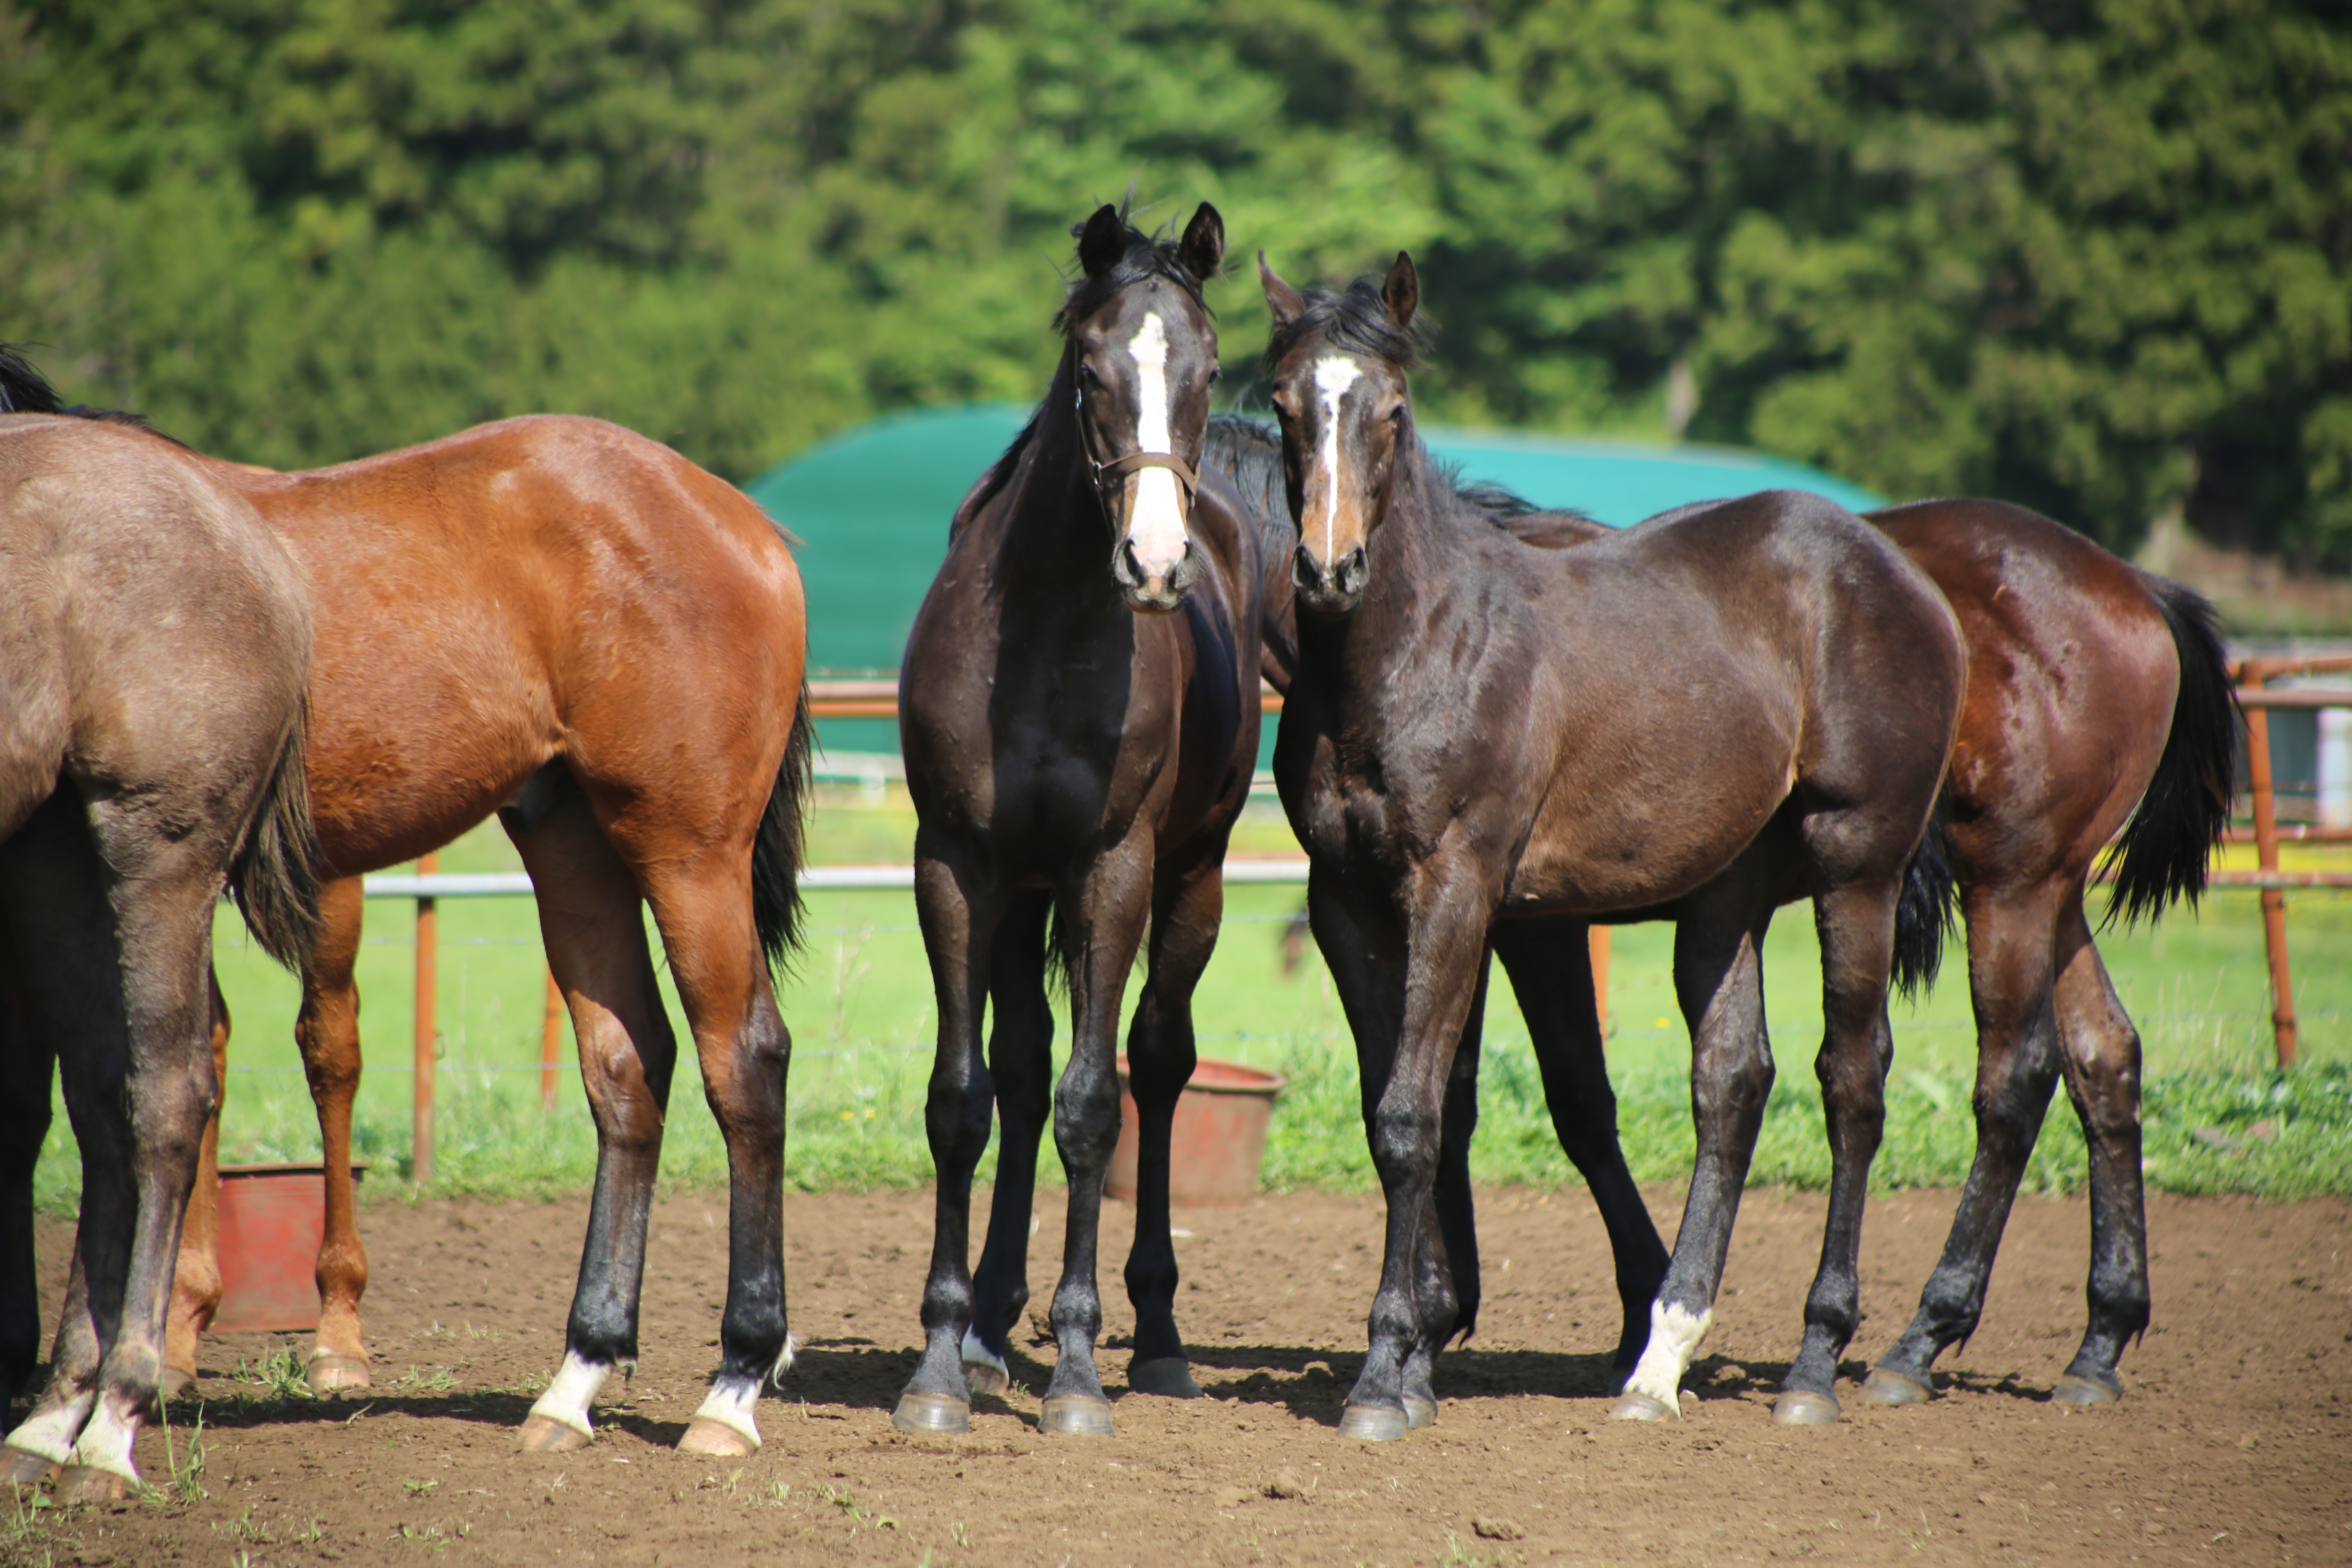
left=751, top=682, right=815, bottom=973
left=2103, top=576, right=2238, bottom=927
left=228, top=702, right=324, bottom=972
left=1891, top=791, right=1959, bottom=1001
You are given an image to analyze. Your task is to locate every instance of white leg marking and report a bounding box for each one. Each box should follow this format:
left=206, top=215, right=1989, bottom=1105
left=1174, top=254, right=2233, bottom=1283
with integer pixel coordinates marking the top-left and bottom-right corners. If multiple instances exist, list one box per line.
left=1123, top=312, right=1189, bottom=585
left=2, top=1389, right=96, bottom=1466
left=1311, top=356, right=1363, bottom=569
left=960, top=1326, right=1009, bottom=1381
left=690, top=1376, right=763, bottom=1447
left=772, top=1333, right=799, bottom=1389
left=63, top=1393, right=138, bottom=1483
left=1621, top=1299, right=1712, bottom=1414
left=527, top=1349, right=610, bottom=1439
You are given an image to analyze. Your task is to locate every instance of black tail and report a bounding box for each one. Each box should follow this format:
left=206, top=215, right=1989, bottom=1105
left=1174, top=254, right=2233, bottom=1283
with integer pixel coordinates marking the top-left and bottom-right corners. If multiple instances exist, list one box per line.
left=751, top=684, right=815, bottom=973
left=228, top=704, right=324, bottom=971
left=1891, top=792, right=1959, bottom=1000
left=2103, top=576, right=2238, bottom=927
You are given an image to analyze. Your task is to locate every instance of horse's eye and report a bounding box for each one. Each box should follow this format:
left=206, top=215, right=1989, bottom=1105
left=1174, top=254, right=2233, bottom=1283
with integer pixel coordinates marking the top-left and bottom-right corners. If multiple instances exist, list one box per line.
left=1078, top=363, right=1102, bottom=390
left=1207, top=365, right=1223, bottom=384
left=1387, top=405, right=1405, bottom=426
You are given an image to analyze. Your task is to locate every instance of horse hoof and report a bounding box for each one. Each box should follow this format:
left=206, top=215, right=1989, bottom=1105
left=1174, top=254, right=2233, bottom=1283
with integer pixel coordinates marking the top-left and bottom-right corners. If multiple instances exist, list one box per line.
left=0, top=1445, right=61, bottom=1486
left=962, top=1359, right=1011, bottom=1397
left=517, top=1414, right=592, bottom=1453
left=1038, top=1395, right=1115, bottom=1438
left=306, top=1353, right=372, bottom=1393
left=1403, top=1394, right=1437, bottom=1430
left=2051, top=1372, right=2122, bottom=1407
left=891, top=1392, right=971, bottom=1436
left=1771, top=1389, right=1841, bottom=1426
left=678, top=1418, right=759, bottom=1457
left=1856, top=1367, right=1933, bottom=1407
left=159, top=1364, right=198, bottom=1403
left=1337, top=1403, right=1410, bottom=1442
left=1609, top=1390, right=1677, bottom=1422
left=52, top=1466, right=131, bottom=1506
left=1127, top=1358, right=1202, bottom=1399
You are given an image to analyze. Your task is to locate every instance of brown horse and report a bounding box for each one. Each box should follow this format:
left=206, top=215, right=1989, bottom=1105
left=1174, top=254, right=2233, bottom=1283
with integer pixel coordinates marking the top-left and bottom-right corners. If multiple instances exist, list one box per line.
left=0, top=404, right=319, bottom=1500
left=1256, top=254, right=1967, bottom=1437
left=5, top=356, right=817, bottom=1455
left=892, top=204, right=1263, bottom=1438
left=1212, top=425, right=2234, bottom=1417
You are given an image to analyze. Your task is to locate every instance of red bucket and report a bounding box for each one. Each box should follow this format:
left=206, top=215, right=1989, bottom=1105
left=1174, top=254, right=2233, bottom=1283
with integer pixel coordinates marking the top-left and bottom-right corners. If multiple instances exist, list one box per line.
left=212, top=1162, right=364, bottom=1333
left=1106, top=1057, right=1285, bottom=1208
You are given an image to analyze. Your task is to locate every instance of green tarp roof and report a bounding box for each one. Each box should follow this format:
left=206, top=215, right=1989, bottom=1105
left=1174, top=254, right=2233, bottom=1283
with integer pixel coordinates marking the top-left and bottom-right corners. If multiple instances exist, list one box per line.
left=743, top=404, right=1885, bottom=749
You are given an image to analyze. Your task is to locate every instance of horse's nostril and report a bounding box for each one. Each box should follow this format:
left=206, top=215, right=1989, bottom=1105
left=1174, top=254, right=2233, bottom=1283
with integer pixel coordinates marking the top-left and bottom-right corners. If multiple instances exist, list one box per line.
left=1292, top=543, right=1321, bottom=589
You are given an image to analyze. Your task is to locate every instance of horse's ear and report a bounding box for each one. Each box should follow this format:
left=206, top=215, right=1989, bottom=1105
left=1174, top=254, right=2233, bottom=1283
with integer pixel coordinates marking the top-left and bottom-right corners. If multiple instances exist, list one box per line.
left=1382, top=252, right=1419, bottom=330
left=1259, top=251, right=1306, bottom=327
left=1179, top=203, right=1225, bottom=282
left=1077, top=204, right=1125, bottom=279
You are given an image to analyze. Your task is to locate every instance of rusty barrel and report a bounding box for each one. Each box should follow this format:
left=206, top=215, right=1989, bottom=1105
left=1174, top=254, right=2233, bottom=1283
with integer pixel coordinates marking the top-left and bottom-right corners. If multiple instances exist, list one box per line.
left=1106, top=1057, right=1285, bottom=1208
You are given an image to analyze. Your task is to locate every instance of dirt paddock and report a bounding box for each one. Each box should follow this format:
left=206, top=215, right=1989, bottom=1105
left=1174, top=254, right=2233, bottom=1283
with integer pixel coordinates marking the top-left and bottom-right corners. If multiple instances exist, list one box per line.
left=14, top=1183, right=2350, bottom=1566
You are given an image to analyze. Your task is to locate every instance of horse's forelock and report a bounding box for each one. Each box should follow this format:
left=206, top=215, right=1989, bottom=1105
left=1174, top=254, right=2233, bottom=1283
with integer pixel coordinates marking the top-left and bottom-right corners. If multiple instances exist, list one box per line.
left=1262, top=277, right=1429, bottom=376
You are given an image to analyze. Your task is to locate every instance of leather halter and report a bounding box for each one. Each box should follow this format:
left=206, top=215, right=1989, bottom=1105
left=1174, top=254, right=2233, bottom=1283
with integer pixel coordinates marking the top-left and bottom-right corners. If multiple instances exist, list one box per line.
left=1074, top=376, right=1198, bottom=526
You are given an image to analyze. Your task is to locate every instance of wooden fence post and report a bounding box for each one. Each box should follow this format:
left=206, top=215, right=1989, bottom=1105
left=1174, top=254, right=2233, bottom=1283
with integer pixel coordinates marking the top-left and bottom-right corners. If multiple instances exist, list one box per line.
left=541, top=971, right=564, bottom=1111
left=2242, top=677, right=2298, bottom=1068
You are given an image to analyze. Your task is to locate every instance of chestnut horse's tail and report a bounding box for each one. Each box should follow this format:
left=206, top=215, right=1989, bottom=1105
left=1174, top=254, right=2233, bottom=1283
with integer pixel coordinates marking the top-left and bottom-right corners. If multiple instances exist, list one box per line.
left=2103, top=576, right=2238, bottom=927
left=229, top=702, right=325, bottom=971
left=751, top=684, right=815, bottom=973
left=1892, top=792, right=1959, bottom=1001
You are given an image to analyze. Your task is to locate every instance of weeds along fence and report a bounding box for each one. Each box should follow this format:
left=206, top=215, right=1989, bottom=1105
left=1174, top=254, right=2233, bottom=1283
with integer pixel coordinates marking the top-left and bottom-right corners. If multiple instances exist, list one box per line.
left=357, top=674, right=2346, bottom=1183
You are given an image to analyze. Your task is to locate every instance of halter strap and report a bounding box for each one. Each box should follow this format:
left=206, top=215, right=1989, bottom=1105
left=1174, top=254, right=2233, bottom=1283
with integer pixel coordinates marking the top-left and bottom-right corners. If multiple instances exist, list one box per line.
left=1094, top=448, right=1199, bottom=499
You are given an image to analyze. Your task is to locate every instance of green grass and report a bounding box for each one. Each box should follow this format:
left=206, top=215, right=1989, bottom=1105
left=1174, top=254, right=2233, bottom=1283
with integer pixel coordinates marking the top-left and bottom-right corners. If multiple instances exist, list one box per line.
left=29, top=788, right=2352, bottom=1213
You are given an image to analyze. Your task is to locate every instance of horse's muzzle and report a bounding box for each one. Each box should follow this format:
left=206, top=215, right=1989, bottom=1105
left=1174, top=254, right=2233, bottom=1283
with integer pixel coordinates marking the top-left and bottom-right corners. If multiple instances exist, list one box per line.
left=1113, top=535, right=1201, bottom=612
left=1293, top=541, right=1367, bottom=615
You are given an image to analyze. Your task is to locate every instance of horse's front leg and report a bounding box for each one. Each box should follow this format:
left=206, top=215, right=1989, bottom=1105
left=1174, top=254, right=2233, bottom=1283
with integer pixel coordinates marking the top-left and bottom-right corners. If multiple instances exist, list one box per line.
left=965, top=890, right=1054, bottom=1396
left=1334, top=866, right=1491, bottom=1441
left=892, top=844, right=1003, bottom=1435
left=1036, top=844, right=1154, bottom=1437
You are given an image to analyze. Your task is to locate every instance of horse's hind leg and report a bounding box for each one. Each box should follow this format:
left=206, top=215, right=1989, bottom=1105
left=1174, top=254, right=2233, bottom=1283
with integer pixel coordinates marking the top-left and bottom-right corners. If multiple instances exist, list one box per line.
left=294, top=878, right=371, bottom=1390
left=967, top=891, right=1052, bottom=1395
left=2048, top=901, right=2149, bottom=1405
left=895, top=844, right=1005, bottom=1436
left=1120, top=852, right=1225, bottom=1401
left=506, top=799, right=679, bottom=1453
left=1860, top=887, right=2064, bottom=1406
left=1492, top=919, right=1670, bottom=1377
left=163, top=973, right=230, bottom=1400
left=0, top=929, right=57, bottom=1440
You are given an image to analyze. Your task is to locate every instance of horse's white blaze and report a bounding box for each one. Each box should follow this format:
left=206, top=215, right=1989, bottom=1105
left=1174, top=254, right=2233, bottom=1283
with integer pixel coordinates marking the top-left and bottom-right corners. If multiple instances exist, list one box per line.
left=1620, top=1299, right=1711, bottom=1414
left=63, top=1394, right=138, bottom=1482
left=1311, top=356, right=1363, bottom=567
left=2, top=1388, right=96, bottom=1465
left=1123, top=311, right=1189, bottom=584
left=690, top=1376, right=764, bottom=1446
left=527, top=1349, right=610, bottom=1437
left=960, top=1326, right=1009, bottom=1380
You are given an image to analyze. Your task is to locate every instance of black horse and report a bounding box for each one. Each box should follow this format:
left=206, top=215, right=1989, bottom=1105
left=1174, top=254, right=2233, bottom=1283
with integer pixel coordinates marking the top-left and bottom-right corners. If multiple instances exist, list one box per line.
left=892, top=203, right=1263, bottom=1437
left=1256, top=252, right=1967, bottom=1438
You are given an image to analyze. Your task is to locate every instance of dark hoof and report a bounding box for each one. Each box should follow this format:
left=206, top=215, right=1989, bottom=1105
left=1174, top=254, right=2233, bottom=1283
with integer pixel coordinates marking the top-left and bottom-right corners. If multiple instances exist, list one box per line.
left=1337, top=1403, right=1409, bottom=1442
left=1857, top=1367, right=1933, bottom=1407
left=158, top=1365, right=198, bottom=1403
left=52, top=1466, right=131, bottom=1506
left=305, top=1352, right=372, bottom=1394
left=1127, top=1358, right=1202, bottom=1399
left=1403, top=1394, right=1437, bottom=1430
left=1039, top=1394, right=1115, bottom=1437
left=892, top=1392, right=971, bottom=1436
left=962, top=1359, right=1011, bottom=1397
left=1609, top=1391, right=1677, bottom=1422
left=1771, top=1389, right=1841, bottom=1426
left=517, top=1414, right=592, bottom=1453
left=678, top=1417, right=758, bottom=1457
left=0, top=1444, right=61, bottom=1486
left=2051, top=1371, right=2122, bottom=1407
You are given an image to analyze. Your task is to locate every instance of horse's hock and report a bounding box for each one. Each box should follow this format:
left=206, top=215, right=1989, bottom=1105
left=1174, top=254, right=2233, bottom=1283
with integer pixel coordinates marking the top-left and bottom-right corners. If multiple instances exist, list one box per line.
left=1107, top=1056, right=1285, bottom=1207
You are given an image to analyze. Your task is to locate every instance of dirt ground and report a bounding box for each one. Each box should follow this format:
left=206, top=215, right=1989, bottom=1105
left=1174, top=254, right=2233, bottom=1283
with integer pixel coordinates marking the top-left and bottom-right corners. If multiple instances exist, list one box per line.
left=10, top=1182, right=2350, bottom=1567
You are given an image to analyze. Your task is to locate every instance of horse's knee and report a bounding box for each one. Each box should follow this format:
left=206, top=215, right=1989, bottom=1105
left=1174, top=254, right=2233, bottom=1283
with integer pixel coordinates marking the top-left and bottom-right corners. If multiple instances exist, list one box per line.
left=1693, top=1040, right=1773, bottom=1125
left=1368, top=1102, right=1440, bottom=1187
left=1052, top=1075, right=1122, bottom=1165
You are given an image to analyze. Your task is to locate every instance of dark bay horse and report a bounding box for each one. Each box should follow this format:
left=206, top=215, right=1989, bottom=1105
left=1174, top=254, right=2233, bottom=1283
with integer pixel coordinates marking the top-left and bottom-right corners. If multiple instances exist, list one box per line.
left=0, top=409, right=319, bottom=1500
left=0, top=351, right=815, bottom=1456
left=893, top=203, right=1263, bottom=1438
left=1212, top=417, right=2233, bottom=1416
left=1256, top=254, right=1967, bottom=1438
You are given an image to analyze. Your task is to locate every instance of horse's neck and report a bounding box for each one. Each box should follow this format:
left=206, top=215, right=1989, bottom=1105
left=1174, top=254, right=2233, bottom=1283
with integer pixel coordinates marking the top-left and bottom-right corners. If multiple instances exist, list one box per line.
left=984, top=356, right=1125, bottom=618
left=1298, top=451, right=1458, bottom=702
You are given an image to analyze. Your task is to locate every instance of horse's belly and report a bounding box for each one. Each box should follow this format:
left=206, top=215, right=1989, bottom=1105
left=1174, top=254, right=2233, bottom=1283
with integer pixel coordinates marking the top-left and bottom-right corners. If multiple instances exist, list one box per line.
left=1505, top=789, right=1780, bottom=915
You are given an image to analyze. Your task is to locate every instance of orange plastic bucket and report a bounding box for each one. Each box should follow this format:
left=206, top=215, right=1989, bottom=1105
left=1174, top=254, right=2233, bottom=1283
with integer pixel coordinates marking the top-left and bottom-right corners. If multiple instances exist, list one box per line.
left=1106, top=1057, right=1285, bottom=1208
left=213, top=1162, right=364, bottom=1333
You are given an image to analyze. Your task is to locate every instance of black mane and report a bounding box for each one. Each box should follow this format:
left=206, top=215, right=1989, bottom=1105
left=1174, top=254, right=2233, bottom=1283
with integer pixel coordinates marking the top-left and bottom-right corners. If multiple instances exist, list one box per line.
left=0, top=341, right=177, bottom=441
left=1263, top=276, right=1429, bottom=374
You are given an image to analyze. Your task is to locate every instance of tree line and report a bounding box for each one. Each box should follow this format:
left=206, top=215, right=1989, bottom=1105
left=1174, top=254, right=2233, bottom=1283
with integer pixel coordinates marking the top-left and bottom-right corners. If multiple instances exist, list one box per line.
left=2, top=0, right=2344, bottom=560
